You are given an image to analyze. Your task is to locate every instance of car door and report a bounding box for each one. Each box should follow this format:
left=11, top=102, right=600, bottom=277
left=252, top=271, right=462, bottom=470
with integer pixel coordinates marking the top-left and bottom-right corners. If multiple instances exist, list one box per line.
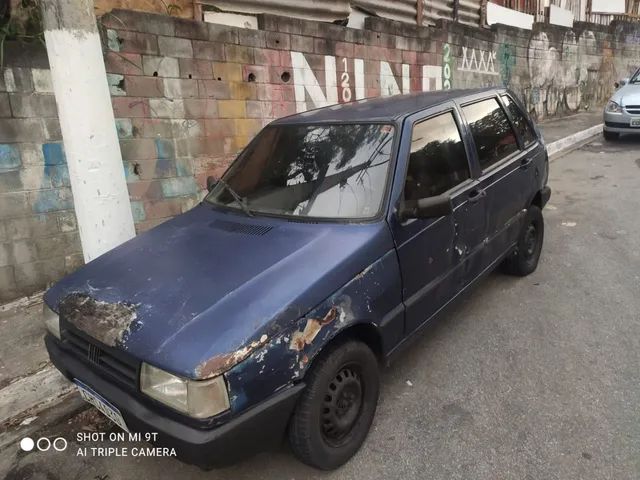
left=458, top=95, right=534, bottom=277
left=388, top=105, right=487, bottom=335
left=500, top=92, right=545, bottom=200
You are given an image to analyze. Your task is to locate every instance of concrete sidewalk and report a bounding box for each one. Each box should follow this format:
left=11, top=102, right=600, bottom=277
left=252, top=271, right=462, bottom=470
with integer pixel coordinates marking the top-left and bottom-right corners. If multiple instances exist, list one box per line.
left=0, top=108, right=604, bottom=450
left=0, top=296, right=83, bottom=450
left=539, top=111, right=603, bottom=158
left=538, top=110, right=602, bottom=144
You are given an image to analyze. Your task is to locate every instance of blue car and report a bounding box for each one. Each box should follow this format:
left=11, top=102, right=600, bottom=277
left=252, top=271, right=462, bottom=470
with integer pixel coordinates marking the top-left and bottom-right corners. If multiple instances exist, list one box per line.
left=43, top=87, right=550, bottom=470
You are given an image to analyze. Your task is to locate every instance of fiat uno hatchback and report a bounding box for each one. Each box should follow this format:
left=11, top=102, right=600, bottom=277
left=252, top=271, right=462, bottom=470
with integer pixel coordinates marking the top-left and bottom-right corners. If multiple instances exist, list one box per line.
left=44, top=87, right=550, bottom=470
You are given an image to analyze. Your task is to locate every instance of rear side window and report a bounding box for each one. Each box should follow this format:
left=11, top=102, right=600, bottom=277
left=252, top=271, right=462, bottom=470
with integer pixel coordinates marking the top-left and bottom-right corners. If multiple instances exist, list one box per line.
left=405, top=112, right=470, bottom=201
left=462, top=98, right=518, bottom=171
left=502, top=95, right=536, bottom=146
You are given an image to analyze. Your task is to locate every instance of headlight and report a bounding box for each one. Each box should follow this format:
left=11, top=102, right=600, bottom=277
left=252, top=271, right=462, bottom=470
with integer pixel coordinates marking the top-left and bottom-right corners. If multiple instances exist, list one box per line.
left=43, top=303, right=60, bottom=339
left=605, top=100, right=622, bottom=113
left=140, top=363, right=230, bottom=418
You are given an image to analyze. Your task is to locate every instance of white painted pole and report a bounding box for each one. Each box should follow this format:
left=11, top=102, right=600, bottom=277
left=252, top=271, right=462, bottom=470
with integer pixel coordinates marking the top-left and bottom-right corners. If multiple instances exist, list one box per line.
left=41, top=0, right=135, bottom=262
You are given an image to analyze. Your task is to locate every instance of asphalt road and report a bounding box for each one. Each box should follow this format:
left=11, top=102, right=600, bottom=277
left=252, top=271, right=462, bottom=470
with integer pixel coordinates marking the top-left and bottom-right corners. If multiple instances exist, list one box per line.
left=2, top=134, right=640, bottom=480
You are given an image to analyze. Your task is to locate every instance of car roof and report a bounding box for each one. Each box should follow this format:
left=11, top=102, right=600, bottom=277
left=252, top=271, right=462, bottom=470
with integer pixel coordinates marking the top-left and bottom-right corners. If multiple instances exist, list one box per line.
left=271, top=87, right=503, bottom=125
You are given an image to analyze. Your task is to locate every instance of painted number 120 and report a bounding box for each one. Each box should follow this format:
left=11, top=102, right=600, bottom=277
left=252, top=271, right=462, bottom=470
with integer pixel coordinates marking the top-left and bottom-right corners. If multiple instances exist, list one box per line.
left=341, top=58, right=352, bottom=102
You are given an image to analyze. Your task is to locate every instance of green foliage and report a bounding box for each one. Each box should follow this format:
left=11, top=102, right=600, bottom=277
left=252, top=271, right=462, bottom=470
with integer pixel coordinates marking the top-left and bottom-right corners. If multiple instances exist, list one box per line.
left=0, top=0, right=44, bottom=68
left=158, top=0, right=182, bottom=16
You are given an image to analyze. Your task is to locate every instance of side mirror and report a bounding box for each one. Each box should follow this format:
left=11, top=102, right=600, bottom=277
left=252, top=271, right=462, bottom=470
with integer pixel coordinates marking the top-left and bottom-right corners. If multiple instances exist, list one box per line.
left=401, top=194, right=453, bottom=220
left=617, top=78, right=629, bottom=88
left=206, top=176, right=218, bottom=192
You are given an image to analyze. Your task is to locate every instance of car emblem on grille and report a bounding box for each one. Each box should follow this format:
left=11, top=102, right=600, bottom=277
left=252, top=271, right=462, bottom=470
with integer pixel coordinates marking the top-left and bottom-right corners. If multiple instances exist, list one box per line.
left=88, top=343, right=100, bottom=364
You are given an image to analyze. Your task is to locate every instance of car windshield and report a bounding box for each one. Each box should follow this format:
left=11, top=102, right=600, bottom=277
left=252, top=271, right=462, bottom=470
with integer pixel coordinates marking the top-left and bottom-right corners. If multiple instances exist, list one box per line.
left=205, top=123, right=395, bottom=220
left=630, top=68, right=640, bottom=83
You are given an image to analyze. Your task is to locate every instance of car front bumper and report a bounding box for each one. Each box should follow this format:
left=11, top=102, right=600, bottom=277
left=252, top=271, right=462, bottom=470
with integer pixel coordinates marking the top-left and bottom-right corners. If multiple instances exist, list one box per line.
left=603, top=109, right=640, bottom=133
left=45, top=334, right=304, bottom=469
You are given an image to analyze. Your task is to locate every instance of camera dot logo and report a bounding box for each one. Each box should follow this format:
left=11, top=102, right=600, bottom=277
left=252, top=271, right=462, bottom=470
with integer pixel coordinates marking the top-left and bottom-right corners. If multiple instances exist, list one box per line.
left=20, top=437, right=35, bottom=452
left=53, top=437, right=68, bottom=452
left=19, top=437, right=67, bottom=452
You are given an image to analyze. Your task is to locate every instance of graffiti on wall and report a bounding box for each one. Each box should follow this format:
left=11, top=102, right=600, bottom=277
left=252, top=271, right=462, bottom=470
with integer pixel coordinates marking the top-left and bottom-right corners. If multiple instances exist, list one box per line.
left=525, top=29, right=616, bottom=118
left=291, top=52, right=443, bottom=112
left=458, top=47, right=499, bottom=76
left=497, top=43, right=516, bottom=87
left=442, top=43, right=453, bottom=90
left=290, top=28, right=619, bottom=121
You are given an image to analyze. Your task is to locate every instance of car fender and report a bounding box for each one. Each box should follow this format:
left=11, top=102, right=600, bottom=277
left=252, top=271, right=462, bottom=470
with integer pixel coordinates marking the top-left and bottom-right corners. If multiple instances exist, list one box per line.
left=223, top=248, right=402, bottom=414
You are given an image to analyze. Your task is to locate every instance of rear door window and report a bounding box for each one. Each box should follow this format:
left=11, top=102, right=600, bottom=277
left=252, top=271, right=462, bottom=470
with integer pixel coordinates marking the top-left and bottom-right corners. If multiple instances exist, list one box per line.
left=405, top=111, right=470, bottom=201
left=502, top=95, right=536, bottom=146
left=462, top=98, right=518, bottom=171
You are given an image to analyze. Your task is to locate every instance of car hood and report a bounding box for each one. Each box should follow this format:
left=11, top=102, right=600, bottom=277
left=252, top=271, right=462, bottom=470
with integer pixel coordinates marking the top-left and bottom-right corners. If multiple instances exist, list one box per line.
left=45, top=204, right=392, bottom=379
left=611, top=83, right=640, bottom=104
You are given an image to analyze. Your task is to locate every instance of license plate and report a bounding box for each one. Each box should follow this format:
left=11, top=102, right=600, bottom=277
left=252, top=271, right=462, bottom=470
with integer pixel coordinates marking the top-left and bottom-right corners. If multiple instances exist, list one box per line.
left=75, top=380, right=129, bottom=432
left=630, top=119, right=640, bottom=127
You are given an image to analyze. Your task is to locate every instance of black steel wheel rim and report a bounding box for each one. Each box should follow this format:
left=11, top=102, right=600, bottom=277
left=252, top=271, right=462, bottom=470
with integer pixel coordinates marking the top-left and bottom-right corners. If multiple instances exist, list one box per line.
left=321, top=366, right=363, bottom=446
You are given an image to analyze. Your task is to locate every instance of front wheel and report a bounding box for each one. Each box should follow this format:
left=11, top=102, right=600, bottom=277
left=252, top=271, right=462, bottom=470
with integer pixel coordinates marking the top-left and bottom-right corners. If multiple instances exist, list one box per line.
left=502, top=205, right=544, bottom=276
left=288, top=339, right=379, bottom=470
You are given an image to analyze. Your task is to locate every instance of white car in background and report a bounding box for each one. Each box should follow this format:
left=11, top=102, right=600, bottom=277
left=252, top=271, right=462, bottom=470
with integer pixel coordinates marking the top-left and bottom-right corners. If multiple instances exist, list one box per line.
left=603, top=67, right=640, bottom=140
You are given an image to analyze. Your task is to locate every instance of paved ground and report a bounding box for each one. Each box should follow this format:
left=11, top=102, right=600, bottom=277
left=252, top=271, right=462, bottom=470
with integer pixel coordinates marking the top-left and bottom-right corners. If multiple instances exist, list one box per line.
left=0, top=297, right=48, bottom=388
left=537, top=110, right=602, bottom=144
left=2, top=133, right=640, bottom=479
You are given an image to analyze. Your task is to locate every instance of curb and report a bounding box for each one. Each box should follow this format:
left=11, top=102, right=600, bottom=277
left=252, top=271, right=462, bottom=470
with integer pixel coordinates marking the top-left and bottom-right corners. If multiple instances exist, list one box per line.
left=546, top=123, right=603, bottom=158
left=0, top=365, right=75, bottom=428
left=0, top=291, right=43, bottom=313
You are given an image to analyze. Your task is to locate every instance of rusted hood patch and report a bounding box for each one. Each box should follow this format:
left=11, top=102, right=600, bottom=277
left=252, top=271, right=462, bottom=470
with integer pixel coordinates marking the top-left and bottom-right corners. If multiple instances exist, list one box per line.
left=58, top=293, right=140, bottom=348
left=195, top=334, right=269, bottom=379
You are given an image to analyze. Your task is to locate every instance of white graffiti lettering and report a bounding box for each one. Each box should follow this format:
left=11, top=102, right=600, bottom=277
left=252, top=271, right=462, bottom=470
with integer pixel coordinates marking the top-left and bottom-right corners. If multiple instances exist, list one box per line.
left=459, top=47, right=499, bottom=76
left=290, top=52, right=443, bottom=112
left=291, top=52, right=338, bottom=113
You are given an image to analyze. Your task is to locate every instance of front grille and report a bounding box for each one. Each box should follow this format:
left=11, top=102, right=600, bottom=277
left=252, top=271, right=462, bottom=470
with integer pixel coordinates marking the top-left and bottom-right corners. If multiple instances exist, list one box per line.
left=624, top=105, right=640, bottom=115
left=605, top=121, right=634, bottom=128
left=63, top=328, right=139, bottom=389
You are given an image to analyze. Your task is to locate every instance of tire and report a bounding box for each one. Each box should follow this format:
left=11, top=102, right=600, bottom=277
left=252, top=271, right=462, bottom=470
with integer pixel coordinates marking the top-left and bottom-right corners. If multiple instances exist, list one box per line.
left=288, top=339, right=379, bottom=470
left=502, top=205, right=544, bottom=276
left=603, top=130, right=619, bottom=141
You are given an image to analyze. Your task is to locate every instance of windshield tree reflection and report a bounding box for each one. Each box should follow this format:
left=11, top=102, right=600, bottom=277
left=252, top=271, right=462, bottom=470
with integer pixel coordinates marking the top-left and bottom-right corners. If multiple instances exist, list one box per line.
left=205, top=123, right=395, bottom=219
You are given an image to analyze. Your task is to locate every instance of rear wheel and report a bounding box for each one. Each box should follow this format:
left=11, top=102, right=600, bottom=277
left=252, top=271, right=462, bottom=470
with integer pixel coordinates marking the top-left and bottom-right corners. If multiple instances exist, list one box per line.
left=502, top=205, right=544, bottom=276
left=288, top=339, right=379, bottom=470
left=603, top=130, right=619, bottom=141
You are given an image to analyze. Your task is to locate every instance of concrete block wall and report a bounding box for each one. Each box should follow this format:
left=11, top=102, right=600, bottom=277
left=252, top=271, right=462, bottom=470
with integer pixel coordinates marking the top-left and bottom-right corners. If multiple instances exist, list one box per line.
left=2, top=8, right=640, bottom=302
left=101, top=10, right=636, bottom=233
left=0, top=51, right=83, bottom=302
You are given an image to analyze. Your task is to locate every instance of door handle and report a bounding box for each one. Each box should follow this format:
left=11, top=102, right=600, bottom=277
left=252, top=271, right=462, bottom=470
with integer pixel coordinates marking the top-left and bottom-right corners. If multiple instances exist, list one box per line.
left=520, top=156, right=533, bottom=169
left=468, top=188, right=486, bottom=203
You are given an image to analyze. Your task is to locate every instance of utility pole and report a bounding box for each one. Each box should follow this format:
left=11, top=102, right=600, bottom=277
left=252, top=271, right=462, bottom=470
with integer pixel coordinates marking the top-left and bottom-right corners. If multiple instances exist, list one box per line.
left=40, top=0, right=136, bottom=263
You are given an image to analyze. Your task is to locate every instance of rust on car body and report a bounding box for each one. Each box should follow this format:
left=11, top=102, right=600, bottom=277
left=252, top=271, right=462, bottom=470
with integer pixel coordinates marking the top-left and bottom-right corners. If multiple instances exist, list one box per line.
left=58, top=293, right=139, bottom=347
left=195, top=334, right=269, bottom=379
left=288, top=307, right=338, bottom=351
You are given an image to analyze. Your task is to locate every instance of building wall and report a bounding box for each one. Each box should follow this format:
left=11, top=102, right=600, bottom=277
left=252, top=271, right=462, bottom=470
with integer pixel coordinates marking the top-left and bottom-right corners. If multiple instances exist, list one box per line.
left=1, top=9, right=638, bottom=302
left=0, top=45, right=83, bottom=302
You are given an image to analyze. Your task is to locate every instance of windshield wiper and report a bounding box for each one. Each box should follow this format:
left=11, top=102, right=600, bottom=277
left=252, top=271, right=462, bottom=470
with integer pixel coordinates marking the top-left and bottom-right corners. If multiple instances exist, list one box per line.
left=217, top=179, right=254, bottom=217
